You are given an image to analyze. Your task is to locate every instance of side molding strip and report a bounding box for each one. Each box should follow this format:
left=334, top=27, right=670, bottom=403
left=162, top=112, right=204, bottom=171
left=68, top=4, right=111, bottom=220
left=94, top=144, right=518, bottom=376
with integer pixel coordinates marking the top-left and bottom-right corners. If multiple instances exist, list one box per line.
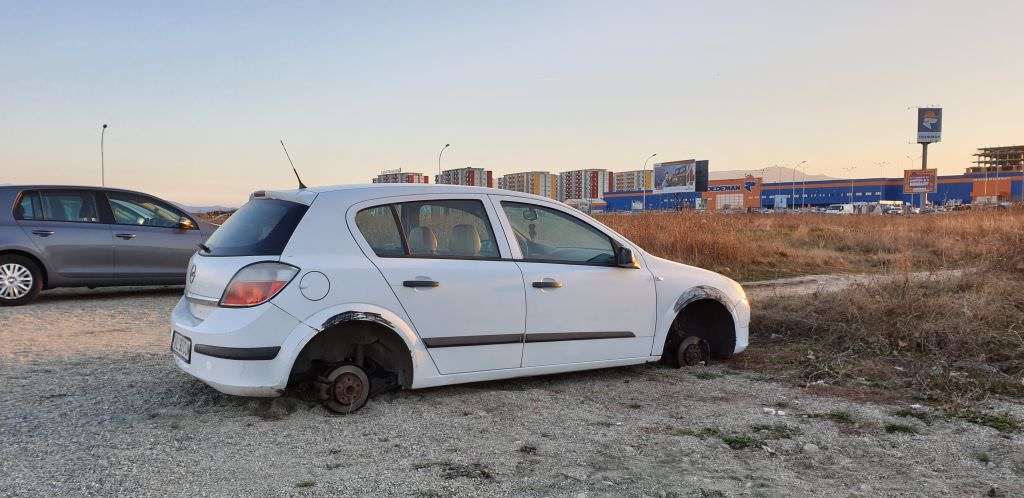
left=422, top=331, right=636, bottom=348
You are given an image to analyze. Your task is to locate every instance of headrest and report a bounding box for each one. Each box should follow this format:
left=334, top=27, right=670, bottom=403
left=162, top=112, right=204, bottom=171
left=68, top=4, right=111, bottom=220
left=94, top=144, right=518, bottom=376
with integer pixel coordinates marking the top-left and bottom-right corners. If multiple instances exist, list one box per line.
left=449, top=224, right=481, bottom=256
left=407, top=226, right=437, bottom=254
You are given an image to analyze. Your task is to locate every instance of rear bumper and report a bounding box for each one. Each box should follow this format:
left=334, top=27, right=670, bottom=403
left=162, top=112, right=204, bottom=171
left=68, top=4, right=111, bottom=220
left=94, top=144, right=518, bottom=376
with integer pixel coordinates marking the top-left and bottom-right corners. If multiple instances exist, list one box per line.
left=170, top=296, right=314, bottom=397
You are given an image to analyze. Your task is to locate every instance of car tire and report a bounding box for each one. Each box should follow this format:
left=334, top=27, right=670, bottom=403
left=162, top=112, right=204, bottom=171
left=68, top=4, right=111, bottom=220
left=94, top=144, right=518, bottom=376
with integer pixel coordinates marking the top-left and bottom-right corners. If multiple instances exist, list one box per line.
left=0, top=254, right=43, bottom=306
left=315, top=364, right=370, bottom=414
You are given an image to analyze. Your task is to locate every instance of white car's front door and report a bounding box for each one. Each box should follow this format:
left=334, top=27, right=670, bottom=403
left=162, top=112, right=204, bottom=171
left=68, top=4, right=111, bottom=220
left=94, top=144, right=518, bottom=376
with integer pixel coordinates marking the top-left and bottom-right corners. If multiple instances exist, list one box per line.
left=350, top=196, right=526, bottom=375
left=490, top=196, right=657, bottom=368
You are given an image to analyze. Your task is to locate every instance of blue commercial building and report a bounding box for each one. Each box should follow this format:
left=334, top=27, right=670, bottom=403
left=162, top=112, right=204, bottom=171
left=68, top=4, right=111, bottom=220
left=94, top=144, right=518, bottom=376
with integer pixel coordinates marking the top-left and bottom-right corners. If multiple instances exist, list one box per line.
left=602, top=172, right=1024, bottom=212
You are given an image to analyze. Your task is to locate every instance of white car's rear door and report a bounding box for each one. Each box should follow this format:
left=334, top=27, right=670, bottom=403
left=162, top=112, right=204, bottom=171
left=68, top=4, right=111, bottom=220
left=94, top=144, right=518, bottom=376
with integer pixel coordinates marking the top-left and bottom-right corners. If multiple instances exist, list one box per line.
left=348, top=194, right=526, bottom=375
left=489, top=195, right=657, bottom=367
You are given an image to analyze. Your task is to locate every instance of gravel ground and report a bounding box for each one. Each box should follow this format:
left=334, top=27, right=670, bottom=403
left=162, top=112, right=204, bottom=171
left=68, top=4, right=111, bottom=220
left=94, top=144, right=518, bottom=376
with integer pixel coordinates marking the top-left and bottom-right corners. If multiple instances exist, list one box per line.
left=2, top=287, right=1023, bottom=497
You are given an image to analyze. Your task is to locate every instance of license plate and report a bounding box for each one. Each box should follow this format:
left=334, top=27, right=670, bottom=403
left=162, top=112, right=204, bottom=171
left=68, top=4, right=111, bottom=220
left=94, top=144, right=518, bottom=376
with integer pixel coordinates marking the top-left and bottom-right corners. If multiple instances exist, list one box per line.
left=171, top=331, right=192, bottom=363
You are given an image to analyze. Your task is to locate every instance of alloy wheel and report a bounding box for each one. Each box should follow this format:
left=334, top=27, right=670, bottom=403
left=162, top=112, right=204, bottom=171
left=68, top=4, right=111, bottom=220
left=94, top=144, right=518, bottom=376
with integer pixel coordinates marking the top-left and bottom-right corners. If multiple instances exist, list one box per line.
left=0, top=263, right=33, bottom=300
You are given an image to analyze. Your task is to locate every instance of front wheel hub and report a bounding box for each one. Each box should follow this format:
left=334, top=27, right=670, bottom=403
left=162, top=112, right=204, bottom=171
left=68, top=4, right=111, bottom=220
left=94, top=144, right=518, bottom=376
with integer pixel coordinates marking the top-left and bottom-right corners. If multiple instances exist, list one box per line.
left=677, top=336, right=710, bottom=367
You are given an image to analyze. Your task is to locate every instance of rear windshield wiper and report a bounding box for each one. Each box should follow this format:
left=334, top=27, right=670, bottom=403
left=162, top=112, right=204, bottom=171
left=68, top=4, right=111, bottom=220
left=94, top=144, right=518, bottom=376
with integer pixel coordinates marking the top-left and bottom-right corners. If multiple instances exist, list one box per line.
left=197, top=243, right=212, bottom=254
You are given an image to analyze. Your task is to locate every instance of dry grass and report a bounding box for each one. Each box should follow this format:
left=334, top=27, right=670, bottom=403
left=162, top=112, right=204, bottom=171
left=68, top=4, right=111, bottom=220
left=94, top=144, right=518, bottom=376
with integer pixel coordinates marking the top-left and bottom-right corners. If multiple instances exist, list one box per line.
left=596, top=209, right=1024, bottom=281
left=729, top=224, right=1024, bottom=408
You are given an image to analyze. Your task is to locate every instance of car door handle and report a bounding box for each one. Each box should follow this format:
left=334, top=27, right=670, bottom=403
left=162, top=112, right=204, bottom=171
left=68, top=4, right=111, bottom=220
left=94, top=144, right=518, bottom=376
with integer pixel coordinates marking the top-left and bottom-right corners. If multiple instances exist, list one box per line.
left=403, top=280, right=439, bottom=288
left=31, top=230, right=55, bottom=237
left=115, top=233, right=137, bottom=240
left=532, top=280, right=563, bottom=289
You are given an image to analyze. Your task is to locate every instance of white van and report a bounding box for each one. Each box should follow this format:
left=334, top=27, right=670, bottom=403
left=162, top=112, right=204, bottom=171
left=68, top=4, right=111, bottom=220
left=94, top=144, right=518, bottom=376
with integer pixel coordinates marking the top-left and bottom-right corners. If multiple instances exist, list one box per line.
left=825, top=203, right=854, bottom=215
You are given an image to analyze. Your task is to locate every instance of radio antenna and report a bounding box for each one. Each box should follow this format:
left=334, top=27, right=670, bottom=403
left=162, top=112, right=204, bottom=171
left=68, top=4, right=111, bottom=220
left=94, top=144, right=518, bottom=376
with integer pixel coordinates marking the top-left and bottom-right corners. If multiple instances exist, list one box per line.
left=279, top=140, right=307, bottom=189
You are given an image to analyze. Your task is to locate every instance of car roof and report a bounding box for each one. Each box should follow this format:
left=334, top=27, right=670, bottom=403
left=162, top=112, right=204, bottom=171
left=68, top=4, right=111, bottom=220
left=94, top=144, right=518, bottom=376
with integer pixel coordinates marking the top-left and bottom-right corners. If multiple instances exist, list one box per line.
left=0, top=184, right=146, bottom=194
left=263, top=184, right=558, bottom=206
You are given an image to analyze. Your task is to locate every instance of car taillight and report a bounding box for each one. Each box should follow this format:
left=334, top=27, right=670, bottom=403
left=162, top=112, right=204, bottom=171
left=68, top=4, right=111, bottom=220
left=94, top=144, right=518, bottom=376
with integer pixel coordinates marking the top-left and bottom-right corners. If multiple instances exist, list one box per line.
left=220, top=262, right=299, bottom=307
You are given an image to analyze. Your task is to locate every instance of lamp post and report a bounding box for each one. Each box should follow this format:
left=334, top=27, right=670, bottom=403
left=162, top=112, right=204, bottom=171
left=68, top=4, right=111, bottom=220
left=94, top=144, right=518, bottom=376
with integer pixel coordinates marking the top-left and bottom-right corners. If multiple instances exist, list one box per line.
left=437, top=144, right=450, bottom=178
left=759, top=167, right=768, bottom=209
left=875, top=161, right=888, bottom=201
left=790, top=160, right=806, bottom=210
left=641, top=153, right=657, bottom=210
left=797, top=164, right=808, bottom=208
left=842, top=166, right=857, bottom=204
left=100, top=124, right=108, bottom=186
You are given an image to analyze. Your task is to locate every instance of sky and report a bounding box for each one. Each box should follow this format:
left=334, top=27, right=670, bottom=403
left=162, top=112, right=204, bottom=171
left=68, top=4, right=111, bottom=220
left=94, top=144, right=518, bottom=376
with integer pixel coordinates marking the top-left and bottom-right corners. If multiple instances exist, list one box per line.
left=2, top=1, right=1022, bottom=205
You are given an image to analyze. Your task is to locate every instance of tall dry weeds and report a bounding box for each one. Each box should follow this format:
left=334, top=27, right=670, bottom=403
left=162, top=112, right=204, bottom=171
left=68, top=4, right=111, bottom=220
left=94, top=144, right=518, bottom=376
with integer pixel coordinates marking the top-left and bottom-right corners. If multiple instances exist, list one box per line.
left=598, top=210, right=1024, bottom=281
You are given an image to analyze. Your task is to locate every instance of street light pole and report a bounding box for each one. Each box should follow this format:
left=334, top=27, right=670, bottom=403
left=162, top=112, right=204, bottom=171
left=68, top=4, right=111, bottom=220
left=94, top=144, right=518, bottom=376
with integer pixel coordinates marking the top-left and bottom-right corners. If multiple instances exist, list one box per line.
left=875, top=161, right=888, bottom=201
left=100, top=124, right=108, bottom=186
left=437, top=144, right=450, bottom=180
left=642, top=153, right=657, bottom=210
left=759, top=167, right=768, bottom=209
left=843, top=166, right=857, bottom=204
left=790, top=160, right=806, bottom=209
left=797, top=164, right=808, bottom=208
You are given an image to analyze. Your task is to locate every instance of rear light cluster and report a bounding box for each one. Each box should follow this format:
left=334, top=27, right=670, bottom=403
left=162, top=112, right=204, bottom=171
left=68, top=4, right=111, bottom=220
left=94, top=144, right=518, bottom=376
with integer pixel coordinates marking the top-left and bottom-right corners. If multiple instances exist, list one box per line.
left=220, top=262, right=298, bottom=307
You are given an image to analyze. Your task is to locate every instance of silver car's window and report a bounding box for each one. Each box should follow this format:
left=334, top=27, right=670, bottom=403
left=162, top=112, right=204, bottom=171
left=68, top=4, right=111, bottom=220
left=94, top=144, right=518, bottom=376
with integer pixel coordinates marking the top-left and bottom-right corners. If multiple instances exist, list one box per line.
left=14, top=191, right=42, bottom=220
left=501, top=202, right=615, bottom=264
left=40, top=192, right=100, bottom=223
left=106, top=192, right=187, bottom=228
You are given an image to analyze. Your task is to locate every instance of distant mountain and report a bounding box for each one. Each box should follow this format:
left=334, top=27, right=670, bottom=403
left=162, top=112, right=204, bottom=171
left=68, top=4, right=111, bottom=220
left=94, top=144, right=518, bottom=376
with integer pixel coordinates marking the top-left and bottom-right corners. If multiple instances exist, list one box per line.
left=180, top=205, right=236, bottom=214
left=711, top=167, right=838, bottom=182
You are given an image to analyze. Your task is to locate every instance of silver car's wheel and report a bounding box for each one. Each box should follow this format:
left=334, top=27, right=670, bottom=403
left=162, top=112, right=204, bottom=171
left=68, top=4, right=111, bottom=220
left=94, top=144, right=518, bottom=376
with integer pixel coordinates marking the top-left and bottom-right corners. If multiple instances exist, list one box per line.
left=1, top=263, right=34, bottom=300
left=0, top=255, right=43, bottom=306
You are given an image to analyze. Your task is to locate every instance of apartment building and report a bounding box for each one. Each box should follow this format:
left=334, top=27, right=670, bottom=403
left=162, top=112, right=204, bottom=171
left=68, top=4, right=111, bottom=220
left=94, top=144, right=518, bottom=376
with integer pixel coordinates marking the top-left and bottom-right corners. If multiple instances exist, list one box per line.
left=435, top=167, right=493, bottom=187
left=557, top=169, right=611, bottom=201
left=496, top=171, right=558, bottom=199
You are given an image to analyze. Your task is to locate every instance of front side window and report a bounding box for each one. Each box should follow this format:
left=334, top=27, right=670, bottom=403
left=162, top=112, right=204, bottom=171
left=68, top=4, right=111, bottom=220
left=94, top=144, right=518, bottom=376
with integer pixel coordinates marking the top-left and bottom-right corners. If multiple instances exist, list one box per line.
left=106, top=192, right=191, bottom=228
left=501, top=202, right=615, bottom=264
left=39, top=191, right=100, bottom=223
left=354, top=199, right=499, bottom=259
left=14, top=191, right=42, bottom=220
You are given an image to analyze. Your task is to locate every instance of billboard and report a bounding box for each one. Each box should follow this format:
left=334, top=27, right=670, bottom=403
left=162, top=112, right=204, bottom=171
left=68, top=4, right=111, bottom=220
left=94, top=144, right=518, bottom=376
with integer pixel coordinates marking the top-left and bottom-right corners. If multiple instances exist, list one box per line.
left=694, top=160, right=709, bottom=192
left=654, top=160, right=696, bottom=193
left=904, top=168, right=938, bottom=193
left=917, top=108, right=942, bottom=143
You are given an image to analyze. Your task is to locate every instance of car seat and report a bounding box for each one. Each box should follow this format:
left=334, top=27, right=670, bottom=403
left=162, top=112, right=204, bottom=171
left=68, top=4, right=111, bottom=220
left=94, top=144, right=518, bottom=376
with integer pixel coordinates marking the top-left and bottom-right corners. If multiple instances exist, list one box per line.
left=449, top=224, right=481, bottom=256
left=407, top=226, right=437, bottom=254
left=77, top=201, right=97, bottom=222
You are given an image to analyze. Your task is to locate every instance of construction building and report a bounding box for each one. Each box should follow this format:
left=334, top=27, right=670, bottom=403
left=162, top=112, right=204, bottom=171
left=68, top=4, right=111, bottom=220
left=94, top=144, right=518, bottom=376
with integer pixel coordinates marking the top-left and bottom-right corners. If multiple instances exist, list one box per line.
left=372, top=169, right=429, bottom=184
left=557, top=169, right=611, bottom=202
left=611, top=170, right=653, bottom=192
left=496, top=171, right=558, bottom=199
left=435, top=167, right=494, bottom=188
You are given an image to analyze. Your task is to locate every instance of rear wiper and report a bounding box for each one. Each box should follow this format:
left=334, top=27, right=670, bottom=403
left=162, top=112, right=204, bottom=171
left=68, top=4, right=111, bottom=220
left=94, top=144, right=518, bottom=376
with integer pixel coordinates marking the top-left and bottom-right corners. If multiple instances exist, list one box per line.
left=197, top=243, right=212, bottom=254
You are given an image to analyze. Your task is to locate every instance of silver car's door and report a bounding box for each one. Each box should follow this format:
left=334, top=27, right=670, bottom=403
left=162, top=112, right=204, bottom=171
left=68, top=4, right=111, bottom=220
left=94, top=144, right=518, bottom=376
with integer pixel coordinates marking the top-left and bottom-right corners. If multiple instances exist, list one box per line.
left=14, top=190, right=115, bottom=278
left=102, top=191, right=201, bottom=279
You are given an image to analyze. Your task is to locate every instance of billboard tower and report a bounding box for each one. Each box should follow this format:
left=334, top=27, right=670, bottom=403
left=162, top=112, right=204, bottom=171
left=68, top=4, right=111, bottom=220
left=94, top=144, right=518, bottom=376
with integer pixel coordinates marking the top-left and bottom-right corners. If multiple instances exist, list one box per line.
left=913, top=107, right=942, bottom=207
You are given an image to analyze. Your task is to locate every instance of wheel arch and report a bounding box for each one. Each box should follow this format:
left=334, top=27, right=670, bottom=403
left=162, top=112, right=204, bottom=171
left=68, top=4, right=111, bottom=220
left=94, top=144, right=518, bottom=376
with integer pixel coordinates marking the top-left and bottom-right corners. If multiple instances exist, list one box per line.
left=656, top=285, right=739, bottom=359
left=285, top=304, right=432, bottom=390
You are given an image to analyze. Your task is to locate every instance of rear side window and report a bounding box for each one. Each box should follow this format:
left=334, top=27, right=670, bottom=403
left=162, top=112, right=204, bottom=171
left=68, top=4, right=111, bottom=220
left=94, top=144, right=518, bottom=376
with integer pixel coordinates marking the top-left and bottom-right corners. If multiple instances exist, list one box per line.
left=14, top=192, right=42, bottom=220
left=17, top=191, right=101, bottom=223
left=354, top=206, right=404, bottom=256
left=202, top=198, right=308, bottom=257
left=354, top=199, right=499, bottom=259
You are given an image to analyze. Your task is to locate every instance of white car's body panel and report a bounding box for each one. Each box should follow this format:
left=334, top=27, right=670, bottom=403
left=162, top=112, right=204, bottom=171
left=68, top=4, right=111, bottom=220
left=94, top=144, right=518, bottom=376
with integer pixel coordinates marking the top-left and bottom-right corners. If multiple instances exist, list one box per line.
left=170, top=184, right=749, bottom=399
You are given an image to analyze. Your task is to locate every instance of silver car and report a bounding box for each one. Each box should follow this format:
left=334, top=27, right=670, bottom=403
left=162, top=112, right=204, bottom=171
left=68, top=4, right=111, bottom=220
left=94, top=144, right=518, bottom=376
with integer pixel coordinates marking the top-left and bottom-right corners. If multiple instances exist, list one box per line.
left=0, top=185, right=218, bottom=306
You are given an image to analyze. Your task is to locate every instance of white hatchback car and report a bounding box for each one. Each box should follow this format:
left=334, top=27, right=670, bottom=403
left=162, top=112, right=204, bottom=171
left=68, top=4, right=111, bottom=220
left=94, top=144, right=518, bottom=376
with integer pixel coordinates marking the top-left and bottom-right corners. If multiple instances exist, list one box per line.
left=171, top=184, right=749, bottom=413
